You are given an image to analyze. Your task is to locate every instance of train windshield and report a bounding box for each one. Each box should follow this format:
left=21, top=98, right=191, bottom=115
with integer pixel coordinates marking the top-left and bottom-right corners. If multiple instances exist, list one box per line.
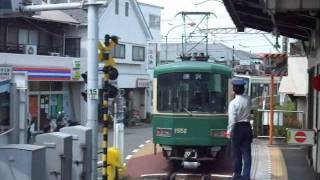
left=157, top=72, right=228, bottom=114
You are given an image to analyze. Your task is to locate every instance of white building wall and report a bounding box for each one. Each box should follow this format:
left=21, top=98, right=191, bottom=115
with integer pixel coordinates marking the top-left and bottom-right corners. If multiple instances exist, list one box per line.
left=139, top=2, right=163, bottom=118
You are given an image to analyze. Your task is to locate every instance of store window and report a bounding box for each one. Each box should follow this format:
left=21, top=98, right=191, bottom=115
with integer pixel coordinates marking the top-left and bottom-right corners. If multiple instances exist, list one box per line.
left=29, top=82, right=67, bottom=131
left=132, top=46, right=145, bottom=61
left=30, top=82, right=62, bottom=91
left=0, top=81, right=10, bottom=133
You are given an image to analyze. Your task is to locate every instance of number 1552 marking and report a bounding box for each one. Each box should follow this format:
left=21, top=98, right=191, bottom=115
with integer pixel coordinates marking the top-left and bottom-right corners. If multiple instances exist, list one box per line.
left=174, top=128, right=187, bottom=134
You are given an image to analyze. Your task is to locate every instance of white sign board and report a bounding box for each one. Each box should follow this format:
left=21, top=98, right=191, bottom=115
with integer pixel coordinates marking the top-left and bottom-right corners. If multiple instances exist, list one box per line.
left=88, top=88, right=99, bottom=100
left=287, top=128, right=314, bottom=146
left=147, top=43, right=157, bottom=69
left=136, top=79, right=150, bottom=88
left=0, top=66, right=12, bottom=81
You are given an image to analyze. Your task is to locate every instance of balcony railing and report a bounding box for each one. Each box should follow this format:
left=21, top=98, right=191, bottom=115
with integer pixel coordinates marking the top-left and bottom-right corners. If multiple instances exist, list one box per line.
left=0, top=42, right=79, bottom=57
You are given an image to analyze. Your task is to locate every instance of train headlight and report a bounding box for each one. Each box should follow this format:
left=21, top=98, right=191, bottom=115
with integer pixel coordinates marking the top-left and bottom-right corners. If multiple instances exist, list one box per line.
left=156, top=128, right=172, bottom=137
left=211, top=129, right=227, bottom=138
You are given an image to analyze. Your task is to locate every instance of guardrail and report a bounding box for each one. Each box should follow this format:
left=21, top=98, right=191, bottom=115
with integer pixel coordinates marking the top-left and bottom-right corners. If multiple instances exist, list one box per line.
left=253, top=109, right=305, bottom=139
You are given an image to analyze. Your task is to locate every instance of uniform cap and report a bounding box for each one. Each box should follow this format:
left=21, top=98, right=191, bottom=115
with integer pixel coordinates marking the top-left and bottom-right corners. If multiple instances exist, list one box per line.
left=232, top=79, right=246, bottom=86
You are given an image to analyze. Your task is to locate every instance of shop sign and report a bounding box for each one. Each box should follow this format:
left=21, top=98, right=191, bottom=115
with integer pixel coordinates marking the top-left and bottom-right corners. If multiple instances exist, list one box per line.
left=136, top=79, right=150, bottom=88
left=72, top=59, right=81, bottom=80
left=148, top=43, right=157, bottom=69
left=0, top=66, right=12, bottom=81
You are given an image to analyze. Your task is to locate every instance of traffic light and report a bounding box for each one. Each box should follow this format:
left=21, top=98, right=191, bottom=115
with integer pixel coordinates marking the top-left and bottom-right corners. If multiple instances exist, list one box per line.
left=81, top=72, right=88, bottom=102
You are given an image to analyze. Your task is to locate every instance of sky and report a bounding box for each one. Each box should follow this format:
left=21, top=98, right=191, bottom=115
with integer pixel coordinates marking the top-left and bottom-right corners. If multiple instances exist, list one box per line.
left=138, top=0, right=285, bottom=53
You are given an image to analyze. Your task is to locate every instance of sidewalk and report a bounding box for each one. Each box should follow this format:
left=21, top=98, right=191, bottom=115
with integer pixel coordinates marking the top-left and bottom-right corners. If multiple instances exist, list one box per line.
left=263, top=139, right=317, bottom=180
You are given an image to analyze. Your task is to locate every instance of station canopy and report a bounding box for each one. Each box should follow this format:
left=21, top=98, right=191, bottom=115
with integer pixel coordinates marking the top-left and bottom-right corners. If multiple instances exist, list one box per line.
left=223, top=0, right=317, bottom=41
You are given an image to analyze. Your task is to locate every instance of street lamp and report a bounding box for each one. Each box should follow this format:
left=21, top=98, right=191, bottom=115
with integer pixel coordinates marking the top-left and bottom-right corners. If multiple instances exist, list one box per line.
left=164, top=22, right=196, bottom=62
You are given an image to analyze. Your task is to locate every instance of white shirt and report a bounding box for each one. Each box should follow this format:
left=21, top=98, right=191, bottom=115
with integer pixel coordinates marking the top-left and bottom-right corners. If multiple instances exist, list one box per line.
left=227, top=94, right=251, bottom=134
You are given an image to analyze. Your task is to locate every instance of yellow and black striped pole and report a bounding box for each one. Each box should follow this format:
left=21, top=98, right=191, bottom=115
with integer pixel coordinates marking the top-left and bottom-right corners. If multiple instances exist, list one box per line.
left=98, top=34, right=118, bottom=180
left=102, top=70, right=109, bottom=180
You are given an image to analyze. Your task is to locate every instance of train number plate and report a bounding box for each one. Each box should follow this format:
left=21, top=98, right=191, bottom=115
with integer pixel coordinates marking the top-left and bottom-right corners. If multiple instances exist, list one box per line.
left=174, top=128, right=188, bottom=134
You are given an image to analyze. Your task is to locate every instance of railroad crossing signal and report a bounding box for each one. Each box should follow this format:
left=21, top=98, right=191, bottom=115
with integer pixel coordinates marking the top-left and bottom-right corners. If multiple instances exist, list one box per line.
left=99, top=34, right=123, bottom=179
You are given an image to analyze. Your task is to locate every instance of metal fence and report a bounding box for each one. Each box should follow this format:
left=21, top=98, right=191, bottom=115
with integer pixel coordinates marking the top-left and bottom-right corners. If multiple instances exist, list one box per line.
left=253, top=109, right=305, bottom=138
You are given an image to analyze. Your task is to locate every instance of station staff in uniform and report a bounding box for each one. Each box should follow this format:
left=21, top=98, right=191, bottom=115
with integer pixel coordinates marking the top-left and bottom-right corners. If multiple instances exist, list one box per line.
left=227, top=79, right=252, bottom=180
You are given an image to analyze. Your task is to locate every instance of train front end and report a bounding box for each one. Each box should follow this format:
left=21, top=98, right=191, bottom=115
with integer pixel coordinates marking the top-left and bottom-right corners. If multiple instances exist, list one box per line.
left=152, top=62, right=232, bottom=168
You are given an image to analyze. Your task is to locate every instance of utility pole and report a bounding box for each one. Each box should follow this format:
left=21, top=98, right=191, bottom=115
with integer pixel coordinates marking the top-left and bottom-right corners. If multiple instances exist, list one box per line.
left=22, top=1, right=107, bottom=179
left=86, top=0, right=99, bottom=179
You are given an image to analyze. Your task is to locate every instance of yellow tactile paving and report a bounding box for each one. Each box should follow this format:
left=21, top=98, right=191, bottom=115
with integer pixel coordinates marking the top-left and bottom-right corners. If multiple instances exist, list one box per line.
left=270, top=147, right=288, bottom=180
left=132, top=142, right=162, bottom=158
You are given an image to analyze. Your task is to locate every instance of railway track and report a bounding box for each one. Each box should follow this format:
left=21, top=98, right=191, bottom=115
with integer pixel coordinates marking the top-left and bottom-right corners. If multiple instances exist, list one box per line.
left=140, top=140, right=261, bottom=180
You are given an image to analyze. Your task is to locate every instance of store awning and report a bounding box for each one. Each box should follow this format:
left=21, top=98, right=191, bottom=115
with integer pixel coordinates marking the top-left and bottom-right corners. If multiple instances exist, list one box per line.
left=222, top=0, right=316, bottom=41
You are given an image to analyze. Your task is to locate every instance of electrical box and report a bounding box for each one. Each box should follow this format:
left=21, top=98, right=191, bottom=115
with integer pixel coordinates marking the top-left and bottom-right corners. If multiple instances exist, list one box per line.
left=60, top=125, right=92, bottom=180
left=35, top=132, right=73, bottom=180
left=0, top=144, right=46, bottom=180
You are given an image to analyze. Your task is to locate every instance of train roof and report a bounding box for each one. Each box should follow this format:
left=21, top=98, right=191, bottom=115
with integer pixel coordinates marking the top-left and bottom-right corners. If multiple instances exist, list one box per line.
left=154, top=61, right=232, bottom=77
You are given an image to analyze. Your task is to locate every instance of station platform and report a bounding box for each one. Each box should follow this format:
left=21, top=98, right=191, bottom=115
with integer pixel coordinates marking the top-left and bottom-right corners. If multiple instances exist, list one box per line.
left=124, top=139, right=316, bottom=180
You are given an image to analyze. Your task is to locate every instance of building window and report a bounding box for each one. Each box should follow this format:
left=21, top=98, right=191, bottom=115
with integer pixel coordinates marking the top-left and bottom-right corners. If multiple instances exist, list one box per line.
left=149, top=15, right=160, bottom=30
left=18, top=29, right=38, bottom=45
left=132, top=46, right=145, bottom=61
left=111, top=44, right=125, bottom=59
left=65, top=38, right=80, bottom=57
left=0, top=0, right=12, bottom=10
left=115, top=0, right=119, bottom=14
left=125, top=2, right=129, bottom=17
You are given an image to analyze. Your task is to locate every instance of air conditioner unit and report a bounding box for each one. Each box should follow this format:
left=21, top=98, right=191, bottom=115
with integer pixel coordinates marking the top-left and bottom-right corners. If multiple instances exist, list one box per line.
left=24, top=45, right=37, bottom=55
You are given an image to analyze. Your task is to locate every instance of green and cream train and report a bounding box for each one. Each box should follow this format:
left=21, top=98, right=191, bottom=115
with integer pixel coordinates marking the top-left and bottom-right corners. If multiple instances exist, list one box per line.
left=152, top=61, right=232, bottom=168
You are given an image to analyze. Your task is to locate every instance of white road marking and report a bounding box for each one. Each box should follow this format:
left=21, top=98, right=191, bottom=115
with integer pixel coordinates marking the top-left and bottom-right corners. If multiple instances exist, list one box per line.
left=125, top=155, right=132, bottom=160
left=139, top=144, right=145, bottom=148
left=210, top=174, right=233, bottom=178
left=145, top=140, right=151, bottom=143
left=132, top=149, right=139, bottom=153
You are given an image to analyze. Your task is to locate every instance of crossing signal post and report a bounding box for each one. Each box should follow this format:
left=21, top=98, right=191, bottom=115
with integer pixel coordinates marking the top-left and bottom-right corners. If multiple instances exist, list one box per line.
left=99, top=34, right=122, bottom=179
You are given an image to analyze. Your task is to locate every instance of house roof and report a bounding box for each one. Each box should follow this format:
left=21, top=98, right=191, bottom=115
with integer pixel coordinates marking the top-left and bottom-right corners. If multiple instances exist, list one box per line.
left=138, top=2, right=164, bottom=10
left=222, top=0, right=316, bottom=41
left=62, top=9, right=88, bottom=25
left=63, top=0, right=153, bottom=40
left=131, top=0, right=153, bottom=40
left=31, top=10, right=80, bottom=25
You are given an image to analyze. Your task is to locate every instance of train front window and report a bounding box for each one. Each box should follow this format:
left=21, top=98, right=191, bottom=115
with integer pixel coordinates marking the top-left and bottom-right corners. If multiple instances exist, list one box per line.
left=157, top=72, right=228, bottom=113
